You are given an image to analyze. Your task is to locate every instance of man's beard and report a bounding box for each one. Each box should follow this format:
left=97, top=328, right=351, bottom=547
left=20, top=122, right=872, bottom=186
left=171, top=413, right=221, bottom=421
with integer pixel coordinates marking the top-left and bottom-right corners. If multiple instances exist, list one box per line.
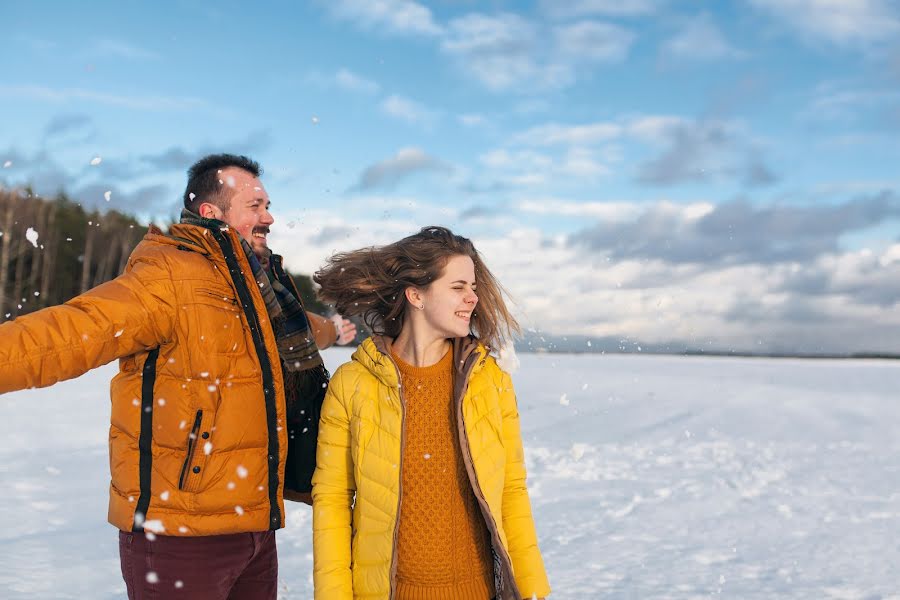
left=252, top=227, right=271, bottom=269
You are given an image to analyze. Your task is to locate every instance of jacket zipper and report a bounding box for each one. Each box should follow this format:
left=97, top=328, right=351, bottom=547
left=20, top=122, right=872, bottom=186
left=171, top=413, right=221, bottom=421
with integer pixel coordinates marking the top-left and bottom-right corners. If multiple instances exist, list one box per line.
left=385, top=354, right=406, bottom=600
left=455, top=353, right=521, bottom=600
left=209, top=226, right=282, bottom=530
left=178, top=409, right=203, bottom=490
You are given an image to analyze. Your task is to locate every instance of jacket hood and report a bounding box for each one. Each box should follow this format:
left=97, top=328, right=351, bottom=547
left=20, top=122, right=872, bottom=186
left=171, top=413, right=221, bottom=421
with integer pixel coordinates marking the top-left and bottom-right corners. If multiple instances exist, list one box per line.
left=351, top=335, right=487, bottom=388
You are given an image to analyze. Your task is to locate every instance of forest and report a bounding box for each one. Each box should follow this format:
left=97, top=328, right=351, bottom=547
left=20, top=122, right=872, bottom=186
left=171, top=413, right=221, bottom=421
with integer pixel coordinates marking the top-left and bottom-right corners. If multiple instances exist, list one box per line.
left=0, top=188, right=326, bottom=321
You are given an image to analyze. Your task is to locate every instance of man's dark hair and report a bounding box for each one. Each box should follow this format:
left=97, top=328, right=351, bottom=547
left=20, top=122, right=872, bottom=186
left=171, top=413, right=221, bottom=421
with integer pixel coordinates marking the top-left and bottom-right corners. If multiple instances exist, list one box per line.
left=183, top=153, right=262, bottom=213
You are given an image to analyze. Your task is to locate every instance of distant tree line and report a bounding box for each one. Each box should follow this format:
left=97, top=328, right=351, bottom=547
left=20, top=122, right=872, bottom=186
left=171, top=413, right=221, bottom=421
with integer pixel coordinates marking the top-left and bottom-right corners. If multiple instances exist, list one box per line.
left=0, top=189, right=328, bottom=322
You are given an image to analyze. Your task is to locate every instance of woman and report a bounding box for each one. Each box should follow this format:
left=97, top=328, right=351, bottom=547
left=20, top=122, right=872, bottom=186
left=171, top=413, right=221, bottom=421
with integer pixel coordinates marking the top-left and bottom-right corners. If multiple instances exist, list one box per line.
left=311, top=226, right=550, bottom=600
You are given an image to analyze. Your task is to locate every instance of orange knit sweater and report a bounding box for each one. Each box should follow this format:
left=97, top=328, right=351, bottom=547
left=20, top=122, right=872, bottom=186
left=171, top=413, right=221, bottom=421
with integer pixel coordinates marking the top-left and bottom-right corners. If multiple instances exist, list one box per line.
left=392, top=346, right=494, bottom=600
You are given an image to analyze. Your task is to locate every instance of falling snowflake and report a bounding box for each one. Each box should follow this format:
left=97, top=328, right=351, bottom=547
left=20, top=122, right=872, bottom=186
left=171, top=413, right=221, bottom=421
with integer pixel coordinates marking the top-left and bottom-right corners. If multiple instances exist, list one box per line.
left=235, top=505, right=244, bottom=516
left=144, top=520, right=166, bottom=533
left=236, top=465, right=248, bottom=479
left=570, top=443, right=588, bottom=461
left=311, top=115, right=320, bottom=125
left=160, top=490, right=170, bottom=501
left=203, top=441, right=213, bottom=455
left=146, top=571, right=159, bottom=584
left=25, top=228, right=39, bottom=248
left=2, top=160, right=11, bottom=168
left=104, top=191, right=112, bottom=202
left=114, top=329, right=124, bottom=337
left=90, top=156, right=102, bottom=166
left=559, top=393, right=569, bottom=406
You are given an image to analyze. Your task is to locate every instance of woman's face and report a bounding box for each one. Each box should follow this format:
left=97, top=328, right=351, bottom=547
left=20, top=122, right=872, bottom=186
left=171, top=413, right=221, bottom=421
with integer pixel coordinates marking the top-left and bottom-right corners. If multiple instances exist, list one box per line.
left=417, top=254, right=479, bottom=340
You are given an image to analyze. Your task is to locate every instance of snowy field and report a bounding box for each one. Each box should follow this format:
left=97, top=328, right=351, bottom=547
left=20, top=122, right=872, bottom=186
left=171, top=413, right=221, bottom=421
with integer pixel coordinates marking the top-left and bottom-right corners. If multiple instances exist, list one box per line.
left=1, top=349, right=898, bottom=599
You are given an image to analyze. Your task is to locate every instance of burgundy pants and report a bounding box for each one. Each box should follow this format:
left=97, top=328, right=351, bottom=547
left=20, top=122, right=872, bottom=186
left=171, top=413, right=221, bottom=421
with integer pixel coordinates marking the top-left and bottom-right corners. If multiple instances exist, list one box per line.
left=119, top=530, right=278, bottom=600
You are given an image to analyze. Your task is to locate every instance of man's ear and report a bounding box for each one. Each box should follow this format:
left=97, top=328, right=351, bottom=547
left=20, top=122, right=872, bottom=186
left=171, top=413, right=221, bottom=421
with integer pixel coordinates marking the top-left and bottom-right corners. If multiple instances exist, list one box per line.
left=198, top=202, right=223, bottom=220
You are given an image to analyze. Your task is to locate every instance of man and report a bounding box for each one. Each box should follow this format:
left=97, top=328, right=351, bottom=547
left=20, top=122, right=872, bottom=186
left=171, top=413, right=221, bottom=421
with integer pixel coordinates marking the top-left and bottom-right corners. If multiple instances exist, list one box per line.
left=0, top=154, right=354, bottom=599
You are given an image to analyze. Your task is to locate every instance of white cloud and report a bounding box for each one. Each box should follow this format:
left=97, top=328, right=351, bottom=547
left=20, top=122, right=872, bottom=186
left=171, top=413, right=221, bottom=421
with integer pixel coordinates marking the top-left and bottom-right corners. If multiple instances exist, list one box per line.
left=351, top=147, right=452, bottom=190
left=515, top=121, right=623, bottom=146
left=479, top=149, right=553, bottom=170
left=267, top=195, right=900, bottom=353
left=88, top=39, right=160, bottom=61
left=748, top=0, right=900, bottom=46
left=380, top=94, right=437, bottom=126
left=625, top=115, right=687, bottom=143
left=0, top=84, right=212, bottom=112
left=458, top=113, right=487, bottom=127
left=559, top=147, right=612, bottom=177
left=554, top=21, right=636, bottom=63
left=539, top=0, right=662, bottom=19
left=805, top=83, right=900, bottom=122
left=334, top=68, right=380, bottom=94
left=321, top=0, right=442, bottom=36
left=518, top=198, right=646, bottom=221
left=441, top=13, right=573, bottom=92
left=478, top=146, right=610, bottom=186
left=661, top=14, right=746, bottom=61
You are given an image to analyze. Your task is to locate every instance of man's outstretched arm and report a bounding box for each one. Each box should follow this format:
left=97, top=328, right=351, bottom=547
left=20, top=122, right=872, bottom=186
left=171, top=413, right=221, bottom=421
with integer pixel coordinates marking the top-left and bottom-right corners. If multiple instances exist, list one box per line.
left=0, top=256, right=176, bottom=393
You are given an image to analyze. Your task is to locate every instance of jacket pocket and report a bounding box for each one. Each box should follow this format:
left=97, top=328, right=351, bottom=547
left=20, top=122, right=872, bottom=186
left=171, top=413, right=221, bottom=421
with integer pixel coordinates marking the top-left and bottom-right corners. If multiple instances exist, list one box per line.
left=178, top=409, right=204, bottom=491
left=190, top=285, right=246, bottom=356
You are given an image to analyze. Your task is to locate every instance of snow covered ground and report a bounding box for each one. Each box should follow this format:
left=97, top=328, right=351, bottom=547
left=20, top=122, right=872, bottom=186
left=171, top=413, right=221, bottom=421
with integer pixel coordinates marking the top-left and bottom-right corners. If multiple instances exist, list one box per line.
left=1, top=349, right=898, bottom=599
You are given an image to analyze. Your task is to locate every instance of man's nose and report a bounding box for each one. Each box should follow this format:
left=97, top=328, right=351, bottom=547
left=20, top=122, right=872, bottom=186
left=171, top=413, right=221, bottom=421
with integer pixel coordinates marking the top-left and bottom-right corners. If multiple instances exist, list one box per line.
left=260, top=208, right=274, bottom=225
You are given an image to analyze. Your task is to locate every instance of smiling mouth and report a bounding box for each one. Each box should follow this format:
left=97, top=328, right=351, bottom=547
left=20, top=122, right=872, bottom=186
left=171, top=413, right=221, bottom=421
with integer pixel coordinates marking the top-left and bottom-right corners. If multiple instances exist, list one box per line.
left=455, top=311, right=471, bottom=320
left=252, top=227, right=269, bottom=242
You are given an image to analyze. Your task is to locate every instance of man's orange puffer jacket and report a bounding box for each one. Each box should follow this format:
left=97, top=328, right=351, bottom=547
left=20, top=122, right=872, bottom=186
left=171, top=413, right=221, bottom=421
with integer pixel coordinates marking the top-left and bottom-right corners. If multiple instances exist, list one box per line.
left=0, top=222, right=291, bottom=536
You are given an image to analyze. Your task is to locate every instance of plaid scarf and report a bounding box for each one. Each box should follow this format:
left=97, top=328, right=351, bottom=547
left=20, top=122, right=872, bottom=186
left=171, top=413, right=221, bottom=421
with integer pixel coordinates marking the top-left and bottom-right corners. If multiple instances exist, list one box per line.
left=179, top=209, right=323, bottom=373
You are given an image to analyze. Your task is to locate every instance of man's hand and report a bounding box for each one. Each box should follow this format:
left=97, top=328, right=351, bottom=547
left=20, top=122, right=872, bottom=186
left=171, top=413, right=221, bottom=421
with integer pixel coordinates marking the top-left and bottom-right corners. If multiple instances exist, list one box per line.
left=331, top=315, right=357, bottom=346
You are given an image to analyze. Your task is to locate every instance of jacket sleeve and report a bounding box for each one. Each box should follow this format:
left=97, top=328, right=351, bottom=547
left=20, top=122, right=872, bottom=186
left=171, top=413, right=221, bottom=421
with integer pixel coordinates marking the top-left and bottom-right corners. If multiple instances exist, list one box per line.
left=307, top=311, right=338, bottom=349
left=311, top=367, right=356, bottom=599
left=499, top=370, right=551, bottom=598
left=0, top=255, right=176, bottom=394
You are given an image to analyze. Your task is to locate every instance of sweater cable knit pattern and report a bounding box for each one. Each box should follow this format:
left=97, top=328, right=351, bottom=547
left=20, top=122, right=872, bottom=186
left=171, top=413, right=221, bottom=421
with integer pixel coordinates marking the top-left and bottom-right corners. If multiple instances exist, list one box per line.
left=392, top=346, right=494, bottom=600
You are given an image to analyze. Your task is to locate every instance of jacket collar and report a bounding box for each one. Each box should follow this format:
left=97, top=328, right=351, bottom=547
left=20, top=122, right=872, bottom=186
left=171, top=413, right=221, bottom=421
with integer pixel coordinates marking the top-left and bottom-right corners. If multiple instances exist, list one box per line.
left=351, top=335, right=487, bottom=388
left=143, top=221, right=247, bottom=259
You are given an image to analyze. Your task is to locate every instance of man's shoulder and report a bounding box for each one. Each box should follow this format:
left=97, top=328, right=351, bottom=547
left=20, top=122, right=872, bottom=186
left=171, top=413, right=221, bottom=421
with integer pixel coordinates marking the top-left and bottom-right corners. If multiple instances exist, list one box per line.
left=126, top=229, right=218, bottom=282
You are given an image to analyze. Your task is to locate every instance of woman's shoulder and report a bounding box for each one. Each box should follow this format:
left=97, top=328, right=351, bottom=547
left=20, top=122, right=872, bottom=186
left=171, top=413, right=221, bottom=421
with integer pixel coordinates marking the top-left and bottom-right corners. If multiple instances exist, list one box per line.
left=472, top=351, right=510, bottom=386
left=329, top=359, right=376, bottom=386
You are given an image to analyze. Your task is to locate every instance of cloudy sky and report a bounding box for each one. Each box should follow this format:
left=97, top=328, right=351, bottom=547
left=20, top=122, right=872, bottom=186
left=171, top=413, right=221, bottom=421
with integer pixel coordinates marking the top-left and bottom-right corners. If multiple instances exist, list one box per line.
left=3, top=0, right=900, bottom=354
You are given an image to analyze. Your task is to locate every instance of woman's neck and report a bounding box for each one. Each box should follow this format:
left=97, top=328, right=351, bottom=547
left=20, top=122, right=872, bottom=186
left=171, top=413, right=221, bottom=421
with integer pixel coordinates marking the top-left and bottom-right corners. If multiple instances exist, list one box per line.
left=391, top=326, right=451, bottom=367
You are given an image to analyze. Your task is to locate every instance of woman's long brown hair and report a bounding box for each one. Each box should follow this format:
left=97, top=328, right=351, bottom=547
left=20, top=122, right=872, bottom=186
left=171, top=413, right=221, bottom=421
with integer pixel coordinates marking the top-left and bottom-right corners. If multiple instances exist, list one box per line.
left=314, top=226, right=519, bottom=350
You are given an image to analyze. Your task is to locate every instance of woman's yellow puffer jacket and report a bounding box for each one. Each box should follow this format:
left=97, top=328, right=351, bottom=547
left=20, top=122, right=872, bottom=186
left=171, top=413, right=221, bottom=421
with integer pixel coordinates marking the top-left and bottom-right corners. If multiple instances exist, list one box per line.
left=312, top=336, right=551, bottom=600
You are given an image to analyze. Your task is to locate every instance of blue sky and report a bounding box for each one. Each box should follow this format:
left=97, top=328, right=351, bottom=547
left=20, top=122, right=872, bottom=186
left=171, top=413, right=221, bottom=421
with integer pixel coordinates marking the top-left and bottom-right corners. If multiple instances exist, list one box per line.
left=3, top=0, right=900, bottom=353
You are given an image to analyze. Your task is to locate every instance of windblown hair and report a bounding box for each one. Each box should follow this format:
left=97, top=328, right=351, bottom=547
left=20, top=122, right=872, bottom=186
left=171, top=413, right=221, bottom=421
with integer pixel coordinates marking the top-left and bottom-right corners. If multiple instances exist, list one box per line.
left=314, top=226, right=518, bottom=349
left=183, top=153, right=261, bottom=213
